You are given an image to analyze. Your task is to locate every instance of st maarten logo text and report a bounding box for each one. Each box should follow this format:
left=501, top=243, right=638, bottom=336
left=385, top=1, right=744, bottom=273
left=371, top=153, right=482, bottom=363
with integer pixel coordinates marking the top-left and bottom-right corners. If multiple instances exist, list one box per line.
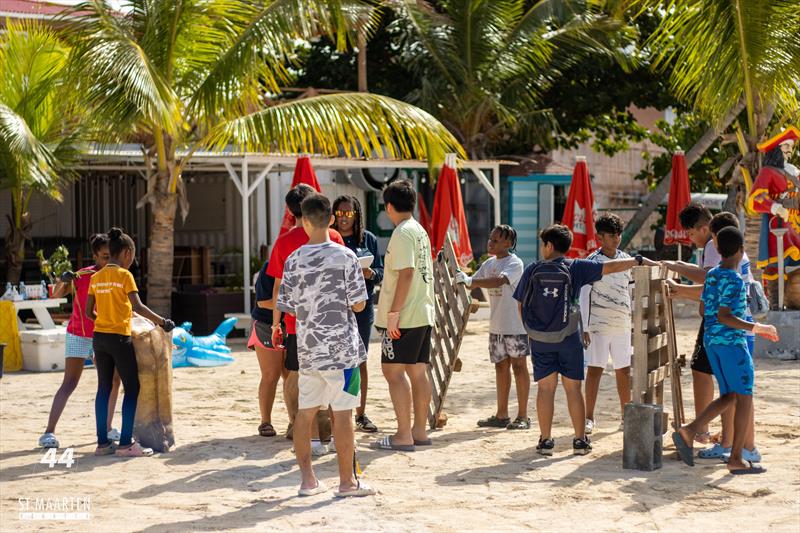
left=18, top=496, right=91, bottom=520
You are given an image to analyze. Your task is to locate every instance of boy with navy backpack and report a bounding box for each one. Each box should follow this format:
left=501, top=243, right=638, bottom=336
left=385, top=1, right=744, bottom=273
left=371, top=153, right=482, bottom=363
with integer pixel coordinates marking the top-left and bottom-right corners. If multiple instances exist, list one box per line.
left=513, top=224, right=658, bottom=456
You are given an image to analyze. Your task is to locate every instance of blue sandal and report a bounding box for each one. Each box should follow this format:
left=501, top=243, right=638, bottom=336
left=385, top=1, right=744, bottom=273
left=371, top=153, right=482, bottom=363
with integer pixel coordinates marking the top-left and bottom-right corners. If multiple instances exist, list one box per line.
left=697, top=443, right=731, bottom=459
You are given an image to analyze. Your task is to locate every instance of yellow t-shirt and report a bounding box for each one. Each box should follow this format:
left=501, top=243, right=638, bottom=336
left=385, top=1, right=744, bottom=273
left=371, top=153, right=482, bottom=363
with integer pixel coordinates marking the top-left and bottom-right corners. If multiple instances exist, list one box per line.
left=88, top=265, right=137, bottom=336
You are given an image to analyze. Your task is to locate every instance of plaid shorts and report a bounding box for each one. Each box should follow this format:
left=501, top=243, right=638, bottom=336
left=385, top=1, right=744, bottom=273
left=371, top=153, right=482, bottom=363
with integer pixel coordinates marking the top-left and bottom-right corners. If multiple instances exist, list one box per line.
left=489, top=334, right=530, bottom=364
left=65, top=333, right=94, bottom=358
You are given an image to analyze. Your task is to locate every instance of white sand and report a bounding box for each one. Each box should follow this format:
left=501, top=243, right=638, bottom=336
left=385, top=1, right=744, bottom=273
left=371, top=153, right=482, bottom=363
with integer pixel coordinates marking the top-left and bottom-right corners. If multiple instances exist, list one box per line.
left=1, top=318, right=798, bottom=532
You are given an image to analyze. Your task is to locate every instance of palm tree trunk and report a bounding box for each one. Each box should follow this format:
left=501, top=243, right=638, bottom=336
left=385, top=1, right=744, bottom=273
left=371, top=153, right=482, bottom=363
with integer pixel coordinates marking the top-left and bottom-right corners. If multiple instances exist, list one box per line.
left=4, top=192, right=30, bottom=283
left=147, top=185, right=177, bottom=315
left=620, top=99, right=746, bottom=249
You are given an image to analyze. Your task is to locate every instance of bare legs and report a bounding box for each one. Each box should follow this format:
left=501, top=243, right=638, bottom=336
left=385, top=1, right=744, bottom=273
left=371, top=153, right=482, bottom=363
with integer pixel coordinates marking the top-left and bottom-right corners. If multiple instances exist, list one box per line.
left=356, top=361, right=368, bottom=417
left=583, top=366, right=604, bottom=422
left=692, top=370, right=714, bottom=436
left=510, top=357, right=530, bottom=419
left=494, top=359, right=511, bottom=419
left=255, top=346, right=282, bottom=426
left=381, top=362, right=430, bottom=445
left=46, top=359, right=120, bottom=434
left=537, top=372, right=586, bottom=439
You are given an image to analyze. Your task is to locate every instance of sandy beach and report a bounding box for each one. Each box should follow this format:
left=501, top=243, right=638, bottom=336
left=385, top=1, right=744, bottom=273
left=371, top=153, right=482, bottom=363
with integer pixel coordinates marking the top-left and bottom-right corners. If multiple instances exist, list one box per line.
left=1, top=317, right=798, bottom=532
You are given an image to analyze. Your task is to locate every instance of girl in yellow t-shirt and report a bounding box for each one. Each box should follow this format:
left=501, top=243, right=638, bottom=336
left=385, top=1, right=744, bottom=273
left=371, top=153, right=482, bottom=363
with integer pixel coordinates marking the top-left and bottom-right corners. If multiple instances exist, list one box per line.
left=86, top=228, right=175, bottom=457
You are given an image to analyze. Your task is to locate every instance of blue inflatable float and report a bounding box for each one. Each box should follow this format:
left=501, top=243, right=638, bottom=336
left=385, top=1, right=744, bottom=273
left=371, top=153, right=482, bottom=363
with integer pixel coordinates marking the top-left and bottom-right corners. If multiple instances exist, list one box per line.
left=172, top=317, right=237, bottom=368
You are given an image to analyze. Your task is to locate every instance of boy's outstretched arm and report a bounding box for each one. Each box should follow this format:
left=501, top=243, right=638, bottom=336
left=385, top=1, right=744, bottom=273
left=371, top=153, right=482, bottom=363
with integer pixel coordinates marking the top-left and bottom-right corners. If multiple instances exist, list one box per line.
left=455, top=271, right=507, bottom=289
left=665, top=279, right=703, bottom=301
left=718, top=306, right=779, bottom=341
left=663, top=260, right=707, bottom=284
left=601, top=256, right=659, bottom=275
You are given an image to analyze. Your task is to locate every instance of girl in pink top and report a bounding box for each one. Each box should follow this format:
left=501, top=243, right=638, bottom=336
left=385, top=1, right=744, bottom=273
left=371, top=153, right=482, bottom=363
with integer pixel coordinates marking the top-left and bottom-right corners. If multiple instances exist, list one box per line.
left=38, top=234, right=121, bottom=449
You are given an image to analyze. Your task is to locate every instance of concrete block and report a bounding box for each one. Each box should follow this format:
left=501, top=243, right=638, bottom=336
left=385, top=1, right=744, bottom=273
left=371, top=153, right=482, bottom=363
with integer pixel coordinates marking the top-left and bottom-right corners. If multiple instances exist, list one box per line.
left=753, top=310, right=800, bottom=361
left=623, top=403, right=663, bottom=471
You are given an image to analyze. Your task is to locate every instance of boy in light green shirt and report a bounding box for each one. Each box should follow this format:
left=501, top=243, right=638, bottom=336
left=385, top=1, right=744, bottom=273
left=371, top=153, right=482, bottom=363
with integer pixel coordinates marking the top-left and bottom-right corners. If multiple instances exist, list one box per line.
left=371, top=179, right=435, bottom=452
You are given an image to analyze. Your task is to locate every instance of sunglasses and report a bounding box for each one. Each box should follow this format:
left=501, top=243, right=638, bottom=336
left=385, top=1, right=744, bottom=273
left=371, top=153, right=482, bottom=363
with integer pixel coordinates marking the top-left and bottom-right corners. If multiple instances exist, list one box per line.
left=335, top=210, right=356, bottom=218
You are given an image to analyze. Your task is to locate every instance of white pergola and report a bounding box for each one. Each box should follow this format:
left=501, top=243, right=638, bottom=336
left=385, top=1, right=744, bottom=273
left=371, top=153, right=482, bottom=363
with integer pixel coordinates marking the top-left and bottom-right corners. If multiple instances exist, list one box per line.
left=78, top=146, right=511, bottom=311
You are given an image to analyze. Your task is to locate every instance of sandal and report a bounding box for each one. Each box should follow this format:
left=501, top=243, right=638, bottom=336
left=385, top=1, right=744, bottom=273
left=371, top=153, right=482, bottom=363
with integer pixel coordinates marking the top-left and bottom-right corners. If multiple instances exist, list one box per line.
left=369, top=435, right=415, bottom=452
left=298, top=480, right=328, bottom=497
left=506, top=417, right=531, bottom=430
left=258, top=422, right=276, bottom=437
left=115, top=442, right=153, bottom=457
left=730, top=460, right=767, bottom=475
left=95, top=443, right=116, bottom=456
left=697, top=443, right=731, bottom=459
left=477, top=415, right=511, bottom=428
left=38, top=432, right=59, bottom=449
left=334, top=480, right=376, bottom=498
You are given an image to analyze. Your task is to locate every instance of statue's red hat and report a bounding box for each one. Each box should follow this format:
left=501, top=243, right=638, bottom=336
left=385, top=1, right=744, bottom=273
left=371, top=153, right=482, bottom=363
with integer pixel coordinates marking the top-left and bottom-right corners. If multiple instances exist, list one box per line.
left=757, top=125, right=799, bottom=153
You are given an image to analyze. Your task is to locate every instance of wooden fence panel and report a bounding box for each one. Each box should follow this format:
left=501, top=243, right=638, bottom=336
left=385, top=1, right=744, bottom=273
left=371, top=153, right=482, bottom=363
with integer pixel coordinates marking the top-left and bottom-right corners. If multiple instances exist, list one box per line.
left=428, top=234, right=473, bottom=429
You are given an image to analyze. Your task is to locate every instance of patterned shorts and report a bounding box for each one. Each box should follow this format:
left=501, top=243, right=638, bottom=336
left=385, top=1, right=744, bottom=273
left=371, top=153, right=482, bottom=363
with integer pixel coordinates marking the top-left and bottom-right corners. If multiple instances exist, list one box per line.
left=65, top=333, right=94, bottom=358
left=489, top=334, right=530, bottom=364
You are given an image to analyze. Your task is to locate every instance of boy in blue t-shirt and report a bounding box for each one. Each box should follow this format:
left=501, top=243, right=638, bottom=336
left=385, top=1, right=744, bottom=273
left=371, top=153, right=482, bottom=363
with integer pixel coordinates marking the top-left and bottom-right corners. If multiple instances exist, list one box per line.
left=672, top=227, right=778, bottom=475
left=513, top=224, right=657, bottom=456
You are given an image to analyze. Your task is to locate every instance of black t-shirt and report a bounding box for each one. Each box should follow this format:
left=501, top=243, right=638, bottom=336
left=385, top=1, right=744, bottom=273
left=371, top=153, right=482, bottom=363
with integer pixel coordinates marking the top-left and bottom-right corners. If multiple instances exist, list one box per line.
left=251, top=261, right=275, bottom=323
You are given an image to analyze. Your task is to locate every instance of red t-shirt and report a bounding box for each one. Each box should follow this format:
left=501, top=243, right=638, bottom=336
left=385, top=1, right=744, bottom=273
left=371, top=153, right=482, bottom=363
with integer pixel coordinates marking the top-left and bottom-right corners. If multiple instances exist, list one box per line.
left=66, top=265, right=99, bottom=338
left=266, top=227, right=344, bottom=334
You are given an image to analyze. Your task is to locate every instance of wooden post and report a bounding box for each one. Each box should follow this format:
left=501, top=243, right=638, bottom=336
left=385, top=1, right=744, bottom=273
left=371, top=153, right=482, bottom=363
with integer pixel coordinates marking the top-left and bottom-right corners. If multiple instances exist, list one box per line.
left=428, top=234, right=473, bottom=429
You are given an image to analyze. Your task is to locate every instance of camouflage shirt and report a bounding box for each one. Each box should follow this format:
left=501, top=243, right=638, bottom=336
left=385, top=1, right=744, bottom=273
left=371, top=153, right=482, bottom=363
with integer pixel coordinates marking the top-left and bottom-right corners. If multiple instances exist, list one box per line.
left=277, top=241, right=368, bottom=371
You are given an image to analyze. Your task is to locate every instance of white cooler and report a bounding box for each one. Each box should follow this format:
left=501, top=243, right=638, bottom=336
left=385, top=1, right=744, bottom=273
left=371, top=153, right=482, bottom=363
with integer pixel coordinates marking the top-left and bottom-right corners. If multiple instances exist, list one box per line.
left=20, top=328, right=66, bottom=372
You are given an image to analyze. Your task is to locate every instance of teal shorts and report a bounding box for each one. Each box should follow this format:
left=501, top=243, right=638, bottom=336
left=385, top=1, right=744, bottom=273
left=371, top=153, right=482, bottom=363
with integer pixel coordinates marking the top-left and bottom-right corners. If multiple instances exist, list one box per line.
left=704, top=342, right=754, bottom=396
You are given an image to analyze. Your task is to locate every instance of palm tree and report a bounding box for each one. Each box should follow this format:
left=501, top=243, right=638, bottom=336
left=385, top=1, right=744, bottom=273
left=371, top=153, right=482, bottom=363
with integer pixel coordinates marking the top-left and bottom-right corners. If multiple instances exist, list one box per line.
left=620, top=0, right=800, bottom=248
left=388, top=0, right=635, bottom=159
left=64, top=0, right=463, bottom=314
left=1, top=21, right=83, bottom=283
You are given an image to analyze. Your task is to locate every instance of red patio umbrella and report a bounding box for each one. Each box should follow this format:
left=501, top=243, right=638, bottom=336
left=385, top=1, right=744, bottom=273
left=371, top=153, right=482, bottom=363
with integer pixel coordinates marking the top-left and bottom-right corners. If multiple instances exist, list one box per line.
left=431, top=154, right=473, bottom=266
left=561, top=156, right=597, bottom=258
left=417, top=192, right=433, bottom=241
left=664, top=151, right=692, bottom=251
left=280, top=156, right=322, bottom=235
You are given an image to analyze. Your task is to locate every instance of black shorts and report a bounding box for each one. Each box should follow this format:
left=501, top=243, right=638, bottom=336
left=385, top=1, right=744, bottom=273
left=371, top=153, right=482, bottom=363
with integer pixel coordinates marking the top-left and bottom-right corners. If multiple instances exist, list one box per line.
left=691, top=319, right=713, bottom=375
left=380, top=326, right=432, bottom=364
left=284, top=334, right=299, bottom=372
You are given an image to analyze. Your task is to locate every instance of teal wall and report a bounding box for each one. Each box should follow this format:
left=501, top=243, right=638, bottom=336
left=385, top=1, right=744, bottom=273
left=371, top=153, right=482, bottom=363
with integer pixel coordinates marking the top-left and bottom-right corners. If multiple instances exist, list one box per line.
left=508, top=174, right=572, bottom=264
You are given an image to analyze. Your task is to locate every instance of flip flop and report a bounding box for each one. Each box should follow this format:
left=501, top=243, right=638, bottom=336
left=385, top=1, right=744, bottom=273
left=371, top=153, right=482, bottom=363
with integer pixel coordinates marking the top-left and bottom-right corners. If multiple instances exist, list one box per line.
left=298, top=480, right=328, bottom=497
left=672, top=431, right=695, bottom=467
left=369, top=435, right=415, bottom=452
left=413, top=438, right=432, bottom=446
left=730, top=461, right=766, bottom=475
left=334, top=480, right=376, bottom=498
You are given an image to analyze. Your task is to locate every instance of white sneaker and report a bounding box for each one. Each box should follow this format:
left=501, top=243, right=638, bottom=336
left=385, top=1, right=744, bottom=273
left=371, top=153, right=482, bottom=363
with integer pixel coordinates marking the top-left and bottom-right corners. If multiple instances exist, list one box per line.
left=107, top=428, right=121, bottom=441
left=38, top=432, right=59, bottom=449
left=585, top=419, right=595, bottom=435
left=311, top=440, right=331, bottom=457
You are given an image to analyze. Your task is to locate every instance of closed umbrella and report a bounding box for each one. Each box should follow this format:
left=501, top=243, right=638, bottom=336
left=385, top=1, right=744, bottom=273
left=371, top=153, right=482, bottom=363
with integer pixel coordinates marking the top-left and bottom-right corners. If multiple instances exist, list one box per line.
left=280, top=156, right=322, bottom=235
left=431, top=154, right=473, bottom=266
left=664, top=150, right=692, bottom=258
left=417, top=192, right=433, bottom=241
left=561, top=156, right=597, bottom=258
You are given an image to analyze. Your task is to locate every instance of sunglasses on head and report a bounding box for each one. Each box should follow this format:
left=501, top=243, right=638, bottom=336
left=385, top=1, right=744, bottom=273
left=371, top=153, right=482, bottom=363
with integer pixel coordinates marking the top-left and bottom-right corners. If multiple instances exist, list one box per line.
left=335, top=210, right=355, bottom=218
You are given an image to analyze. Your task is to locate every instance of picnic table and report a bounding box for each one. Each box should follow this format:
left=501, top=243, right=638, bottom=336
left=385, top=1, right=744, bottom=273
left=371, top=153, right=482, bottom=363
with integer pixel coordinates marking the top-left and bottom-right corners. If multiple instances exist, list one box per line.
left=13, top=299, right=68, bottom=331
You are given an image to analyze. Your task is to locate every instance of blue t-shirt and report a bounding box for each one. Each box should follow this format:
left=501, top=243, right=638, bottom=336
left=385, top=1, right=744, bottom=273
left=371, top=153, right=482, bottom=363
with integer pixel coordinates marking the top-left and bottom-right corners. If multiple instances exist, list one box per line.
left=702, top=266, right=748, bottom=349
left=342, top=230, right=384, bottom=300
left=513, top=257, right=604, bottom=350
left=251, top=261, right=275, bottom=323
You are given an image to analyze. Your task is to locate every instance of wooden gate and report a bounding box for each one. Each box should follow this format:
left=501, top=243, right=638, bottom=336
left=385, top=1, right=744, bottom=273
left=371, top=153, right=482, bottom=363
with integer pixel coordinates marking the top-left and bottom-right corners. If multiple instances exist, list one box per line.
left=428, top=234, right=473, bottom=429
left=631, top=265, right=685, bottom=430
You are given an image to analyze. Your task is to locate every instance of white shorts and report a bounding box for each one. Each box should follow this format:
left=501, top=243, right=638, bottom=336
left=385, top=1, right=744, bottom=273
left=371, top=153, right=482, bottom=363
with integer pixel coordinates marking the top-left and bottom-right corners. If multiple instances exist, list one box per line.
left=585, top=332, right=632, bottom=370
left=298, top=369, right=361, bottom=411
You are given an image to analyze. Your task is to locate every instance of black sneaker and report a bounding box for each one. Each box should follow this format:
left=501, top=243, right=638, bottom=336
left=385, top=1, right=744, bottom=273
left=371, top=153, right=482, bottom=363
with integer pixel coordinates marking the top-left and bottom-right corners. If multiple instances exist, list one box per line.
left=536, top=436, right=555, bottom=456
left=573, top=436, right=592, bottom=455
left=355, top=414, right=378, bottom=433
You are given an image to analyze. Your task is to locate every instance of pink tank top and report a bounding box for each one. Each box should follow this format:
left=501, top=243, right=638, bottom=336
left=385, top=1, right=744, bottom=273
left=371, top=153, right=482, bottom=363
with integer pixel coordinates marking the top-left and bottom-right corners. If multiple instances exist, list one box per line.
left=66, top=265, right=98, bottom=337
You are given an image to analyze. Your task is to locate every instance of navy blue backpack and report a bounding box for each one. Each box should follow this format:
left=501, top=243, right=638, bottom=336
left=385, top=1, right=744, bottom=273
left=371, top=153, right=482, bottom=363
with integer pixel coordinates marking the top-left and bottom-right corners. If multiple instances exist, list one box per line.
left=521, top=259, right=581, bottom=343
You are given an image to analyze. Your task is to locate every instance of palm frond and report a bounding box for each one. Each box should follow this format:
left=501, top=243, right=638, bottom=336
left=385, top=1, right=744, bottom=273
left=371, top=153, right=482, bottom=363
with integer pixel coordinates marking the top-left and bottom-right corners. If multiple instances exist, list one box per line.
left=0, top=103, right=60, bottom=190
left=205, top=92, right=465, bottom=160
left=188, top=0, right=377, bottom=124
left=638, top=0, right=800, bottom=133
left=62, top=0, right=180, bottom=137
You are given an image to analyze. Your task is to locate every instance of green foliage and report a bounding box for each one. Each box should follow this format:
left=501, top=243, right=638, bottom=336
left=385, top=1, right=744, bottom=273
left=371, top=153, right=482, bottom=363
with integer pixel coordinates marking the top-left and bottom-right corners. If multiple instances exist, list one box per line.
left=37, top=246, right=73, bottom=283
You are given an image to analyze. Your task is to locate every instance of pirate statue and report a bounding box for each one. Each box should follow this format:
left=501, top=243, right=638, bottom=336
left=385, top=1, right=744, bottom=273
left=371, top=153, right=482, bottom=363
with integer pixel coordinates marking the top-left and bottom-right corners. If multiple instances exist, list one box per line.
left=747, top=126, right=800, bottom=309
